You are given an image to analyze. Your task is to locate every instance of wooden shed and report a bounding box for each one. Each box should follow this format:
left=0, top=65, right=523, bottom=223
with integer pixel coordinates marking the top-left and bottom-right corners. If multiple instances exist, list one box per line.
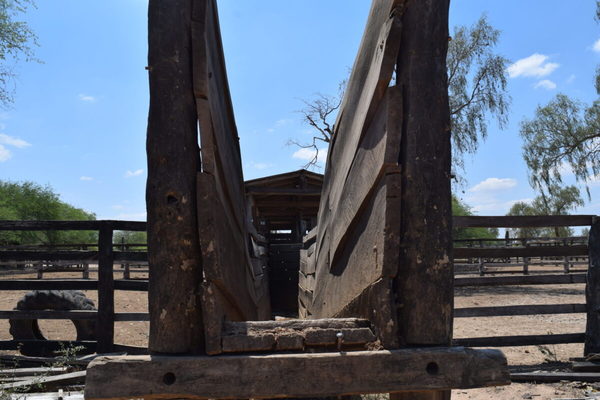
left=245, top=169, right=323, bottom=315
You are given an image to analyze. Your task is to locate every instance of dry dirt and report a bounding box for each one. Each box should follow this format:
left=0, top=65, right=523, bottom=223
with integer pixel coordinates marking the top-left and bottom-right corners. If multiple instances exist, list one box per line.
left=0, top=266, right=594, bottom=399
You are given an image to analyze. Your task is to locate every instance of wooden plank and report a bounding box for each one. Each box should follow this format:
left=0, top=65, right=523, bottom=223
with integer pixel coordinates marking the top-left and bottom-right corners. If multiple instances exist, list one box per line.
left=84, top=348, right=509, bottom=400
left=246, top=187, right=321, bottom=196
left=453, top=215, right=595, bottom=228
left=97, top=224, right=114, bottom=354
left=454, top=333, right=585, bottom=347
left=510, top=371, right=600, bottom=383
left=0, top=367, right=68, bottom=377
left=223, top=318, right=370, bottom=334
left=146, top=0, right=204, bottom=355
left=0, top=370, right=86, bottom=391
left=197, top=172, right=258, bottom=321
left=454, top=273, right=587, bottom=287
left=0, top=220, right=146, bottom=231
left=0, top=251, right=146, bottom=262
left=586, top=218, right=600, bottom=355
left=454, top=245, right=588, bottom=258
left=454, top=303, right=586, bottom=318
left=572, top=361, right=600, bottom=372
left=329, top=87, right=403, bottom=268
left=0, top=280, right=99, bottom=291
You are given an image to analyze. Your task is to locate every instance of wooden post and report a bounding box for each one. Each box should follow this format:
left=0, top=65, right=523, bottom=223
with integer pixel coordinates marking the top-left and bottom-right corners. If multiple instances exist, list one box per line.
left=585, top=218, right=600, bottom=355
left=393, top=1, right=452, bottom=399
left=97, top=222, right=115, bottom=354
left=121, top=238, right=130, bottom=279
left=146, top=0, right=205, bottom=354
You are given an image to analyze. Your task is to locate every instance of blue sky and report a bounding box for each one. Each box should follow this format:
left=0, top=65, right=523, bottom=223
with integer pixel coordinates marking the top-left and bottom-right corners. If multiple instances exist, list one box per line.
left=0, top=1, right=598, bottom=221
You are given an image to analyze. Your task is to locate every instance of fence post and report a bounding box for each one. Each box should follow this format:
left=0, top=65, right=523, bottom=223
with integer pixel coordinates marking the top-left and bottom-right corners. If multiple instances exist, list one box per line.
left=97, top=222, right=115, bottom=354
left=585, top=217, right=600, bottom=355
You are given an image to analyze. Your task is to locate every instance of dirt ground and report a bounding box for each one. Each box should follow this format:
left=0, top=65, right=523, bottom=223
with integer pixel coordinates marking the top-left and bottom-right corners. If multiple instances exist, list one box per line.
left=0, top=266, right=594, bottom=399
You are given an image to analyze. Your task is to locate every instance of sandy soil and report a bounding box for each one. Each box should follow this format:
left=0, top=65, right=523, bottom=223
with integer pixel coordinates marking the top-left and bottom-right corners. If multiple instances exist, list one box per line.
left=0, top=266, right=594, bottom=399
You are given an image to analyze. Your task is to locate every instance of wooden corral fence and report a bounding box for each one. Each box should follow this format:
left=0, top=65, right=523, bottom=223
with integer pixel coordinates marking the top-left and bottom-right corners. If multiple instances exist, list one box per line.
left=0, top=220, right=149, bottom=355
left=452, top=215, right=600, bottom=355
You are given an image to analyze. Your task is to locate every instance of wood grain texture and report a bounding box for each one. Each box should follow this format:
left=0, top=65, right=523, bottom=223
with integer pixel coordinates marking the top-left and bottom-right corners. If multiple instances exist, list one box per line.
left=454, top=215, right=594, bottom=228
left=586, top=219, right=600, bottom=355
left=146, top=0, right=204, bottom=354
left=85, top=347, right=509, bottom=400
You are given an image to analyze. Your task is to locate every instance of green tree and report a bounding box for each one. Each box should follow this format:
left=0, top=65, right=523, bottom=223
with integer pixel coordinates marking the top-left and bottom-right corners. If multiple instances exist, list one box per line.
left=0, top=0, right=39, bottom=106
left=0, top=181, right=96, bottom=245
left=521, top=4, right=600, bottom=196
left=296, top=15, right=511, bottom=174
left=506, top=185, right=584, bottom=238
left=448, top=15, right=510, bottom=174
left=452, top=195, right=498, bottom=240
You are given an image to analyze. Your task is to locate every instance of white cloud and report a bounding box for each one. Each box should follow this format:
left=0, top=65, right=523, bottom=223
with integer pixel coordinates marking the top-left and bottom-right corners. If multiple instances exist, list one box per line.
left=125, top=169, right=144, bottom=178
left=267, top=118, right=293, bottom=133
left=534, top=79, right=557, bottom=90
left=507, top=54, right=559, bottom=78
left=80, top=176, right=93, bottom=181
left=112, top=205, right=125, bottom=210
left=567, top=74, right=576, bottom=84
left=292, top=147, right=328, bottom=164
left=469, top=178, right=517, bottom=192
left=0, top=133, right=30, bottom=148
left=0, top=144, right=11, bottom=162
left=593, top=38, right=600, bottom=53
left=78, top=94, right=96, bottom=102
left=471, top=198, right=533, bottom=214
left=250, top=162, right=273, bottom=170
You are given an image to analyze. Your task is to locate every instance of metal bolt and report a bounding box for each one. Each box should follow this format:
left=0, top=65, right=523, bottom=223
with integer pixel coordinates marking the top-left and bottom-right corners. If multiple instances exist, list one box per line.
left=336, top=332, right=344, bottom=351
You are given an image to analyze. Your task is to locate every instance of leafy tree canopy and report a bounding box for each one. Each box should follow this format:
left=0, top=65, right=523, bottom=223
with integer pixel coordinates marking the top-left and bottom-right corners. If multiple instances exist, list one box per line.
left=506, top=184, right=584, bottom=238
left=521, top=4, right=600, bottom=197
left=0, top=181, right=96, bottom=245
left=0, top=0, right=38, bottom=107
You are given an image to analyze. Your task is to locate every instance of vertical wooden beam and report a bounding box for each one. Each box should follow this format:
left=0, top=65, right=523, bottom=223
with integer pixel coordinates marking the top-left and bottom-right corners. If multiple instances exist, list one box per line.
left=393, top=0, right=452, bottom=399
left=97, top=222, right=115, bottom=354
left=146, top=0, right=205, bottom=354
left=585, top=218, right=600, bottom=355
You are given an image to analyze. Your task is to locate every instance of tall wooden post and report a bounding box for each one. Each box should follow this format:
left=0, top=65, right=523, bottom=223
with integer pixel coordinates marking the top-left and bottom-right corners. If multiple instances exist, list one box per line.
left=393, top=0, right=452, bottom=399
left=585, top=218, right=600, bottom=355
left=146, top=0, right=205, bottom=354
left=97, top=222, right=115, bottom=354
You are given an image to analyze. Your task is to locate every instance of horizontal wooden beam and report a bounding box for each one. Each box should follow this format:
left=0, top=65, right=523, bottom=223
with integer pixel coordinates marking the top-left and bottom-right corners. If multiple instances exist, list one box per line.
left=0, top=220, right=146, bottom=231
left=454, top=303, right=586, bottom=318
left=510, top=371, right=600, bottom=383
left=454, top=333, right=584, bottom=347
left=247, top=187, right=321, bottom=196
left=0, top=370, right=87, bottom=392
left=85, top=348, right=509, bottom=399
left=453, top=215, right=595, bottom=228
left=0, top=250, right=147, bottom=262
left=0, top=310, right=149, bottom=321
left=0, top=279, right=148, bottom=291
left=454, top=245, right=588, bottom=258
left=454, top=273, right=587, bottom=287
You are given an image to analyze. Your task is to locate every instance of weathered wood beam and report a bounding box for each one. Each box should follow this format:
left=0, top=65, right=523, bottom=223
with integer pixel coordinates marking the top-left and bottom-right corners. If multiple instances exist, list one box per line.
left=454, top=215, right=595, bottom=228
left=454, top=273, right=587, bottom=287
left=454, top=245, right=588, bottom=258
left=246, top=187, right=321, bottom=196
left=454, top=333, right=584, bottom=347
left=0, top=220, right=146, bottom=231
left=586, top=218, right=600, bottom=355
left=146, top=0, right=204, bottom=354
left=84, top=347, right=509, bottom=400
left=454, top=303, right=586, bottom=318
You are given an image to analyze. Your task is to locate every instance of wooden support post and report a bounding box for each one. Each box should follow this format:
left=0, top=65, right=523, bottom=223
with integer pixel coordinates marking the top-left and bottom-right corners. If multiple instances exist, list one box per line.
left=97, top=222, right=115, bottom=354
left=146, top=0, right=204, bottom=354
left=83, top=262, right=89, bottom=279
left=585, top=218, right=600, bottom=355
left=393, top=1, right=452, bottom=399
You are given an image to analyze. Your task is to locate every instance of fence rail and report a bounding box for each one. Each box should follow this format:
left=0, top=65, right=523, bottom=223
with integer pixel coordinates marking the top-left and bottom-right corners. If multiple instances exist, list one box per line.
left=0, top=216, right=597, bottom=354
left=0, top=219, right=148, bottom=354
